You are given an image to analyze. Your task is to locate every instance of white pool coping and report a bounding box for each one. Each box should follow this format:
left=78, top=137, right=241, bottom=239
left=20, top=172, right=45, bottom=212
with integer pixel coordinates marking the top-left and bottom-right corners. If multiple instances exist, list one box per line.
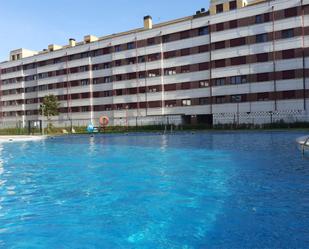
left=0, top=136, right=46, bottom=143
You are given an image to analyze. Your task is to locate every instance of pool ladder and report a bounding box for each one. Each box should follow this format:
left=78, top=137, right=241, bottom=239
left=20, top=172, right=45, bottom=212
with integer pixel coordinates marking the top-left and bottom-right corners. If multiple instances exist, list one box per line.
left=302, top=136, right=309, bottom=155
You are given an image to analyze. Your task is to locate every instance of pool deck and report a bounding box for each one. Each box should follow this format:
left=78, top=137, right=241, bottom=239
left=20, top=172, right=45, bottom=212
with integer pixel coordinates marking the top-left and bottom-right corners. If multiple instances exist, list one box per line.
left=0, top=136, right=46, bottom=143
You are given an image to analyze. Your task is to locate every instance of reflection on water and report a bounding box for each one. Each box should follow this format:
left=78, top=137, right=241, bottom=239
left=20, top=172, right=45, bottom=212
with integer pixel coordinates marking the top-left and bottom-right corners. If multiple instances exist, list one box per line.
left=0, top=132, right=307, bottom=249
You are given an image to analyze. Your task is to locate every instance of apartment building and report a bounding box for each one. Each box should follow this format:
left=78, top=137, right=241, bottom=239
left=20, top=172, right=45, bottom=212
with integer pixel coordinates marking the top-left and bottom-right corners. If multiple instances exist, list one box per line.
left=0, top=0, right=308, bottom=127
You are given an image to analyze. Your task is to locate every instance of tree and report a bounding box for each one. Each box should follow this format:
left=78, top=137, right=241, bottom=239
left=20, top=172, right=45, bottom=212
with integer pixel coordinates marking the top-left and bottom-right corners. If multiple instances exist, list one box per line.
left=40, top=94, right=60, bottom=131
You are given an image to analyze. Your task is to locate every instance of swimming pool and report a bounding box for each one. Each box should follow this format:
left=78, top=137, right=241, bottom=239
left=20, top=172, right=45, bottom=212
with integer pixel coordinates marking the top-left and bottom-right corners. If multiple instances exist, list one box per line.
left=0, top=131, right=308, bottom=248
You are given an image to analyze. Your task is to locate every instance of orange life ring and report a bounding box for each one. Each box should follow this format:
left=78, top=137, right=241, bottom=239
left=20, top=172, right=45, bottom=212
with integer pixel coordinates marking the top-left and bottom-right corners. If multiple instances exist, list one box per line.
left=99, top=116, right=109, bottom=126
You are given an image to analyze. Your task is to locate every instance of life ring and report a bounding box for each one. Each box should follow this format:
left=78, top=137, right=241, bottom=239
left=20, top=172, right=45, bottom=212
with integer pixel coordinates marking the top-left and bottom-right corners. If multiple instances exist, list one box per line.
left=99, top=116, right=109, bottom=126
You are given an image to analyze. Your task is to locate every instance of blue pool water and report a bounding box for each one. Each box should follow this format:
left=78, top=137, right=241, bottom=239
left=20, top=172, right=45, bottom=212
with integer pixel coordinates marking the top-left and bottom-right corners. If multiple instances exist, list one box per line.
left=0, top=131, right=308, bottom=249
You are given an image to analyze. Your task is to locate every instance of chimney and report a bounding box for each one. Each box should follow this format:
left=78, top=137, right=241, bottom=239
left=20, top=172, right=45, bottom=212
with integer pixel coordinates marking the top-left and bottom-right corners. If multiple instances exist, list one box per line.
left=84, top=35, right=98, bottom=43
left=48, top=44, right=62, bottom=51
left=69, top=38, right=76, bottom=47
left=144, top=15, right=153, bottom=29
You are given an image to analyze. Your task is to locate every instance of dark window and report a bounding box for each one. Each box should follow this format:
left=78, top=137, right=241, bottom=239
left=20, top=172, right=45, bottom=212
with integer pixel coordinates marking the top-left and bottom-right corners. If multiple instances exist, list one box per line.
left=229, top=1, right=237, bottom=10
left=257, top=73, right=270, bottom=82
left=180, top=48, right=190, bottom=56
left=231, top=95, right=243, bottom=103
left=257, top=92, right=269, bottom=101
left=215, top=59, right=226, bottom=68
left=282, top=49, right=295, bottom=59
left=229, top=20, right=238, bottom=29
left=138, top=56, right=146, bottom=63
left=216, top=23, right=224, bottom=31
left=284, top=7, right=298, bottom=18
left=282, top=70, right=295, bottom=79
left=216, top=4, right=223, bottom=13
left=198, top=26, right=209, bottom=36
left=115, top=60, right=122, bottom=67
left=199, top=62, right=209, bottom=71
left=199, top=98, right=209, bottom=105
left=283, top=90, right=296, bottom=99
left=230, top=37, right=246, bottom=47
left=181, top=65, right=190, bottom=73
left=214, top=41, right=225, bottom=49
left=281, top=29, right=294, bottom=39
left=256, top=33, right=268, bottom=43
left=230, top=56, right=246, bottom=65
left=199, top=45, right=209, bottom=53
left=216, top=96, right=226, bottom=104
left=114, top=45, right=121, bottom=52
left=147, top=38, right=155, bottom=46
left=164, top=51, right=177, bottom=59
left=215, top=78, right=225, bottom=86
left=162, top=35, right=170, bottom=43
left=255, top=15, right=263, bottom=24
left=127, top=42, right=135, bottom=50
left=256, top=53, right=269, bottom=62
left=180, top=31, right=190, bottom=39
left=231, top=76, right=247, bottom=84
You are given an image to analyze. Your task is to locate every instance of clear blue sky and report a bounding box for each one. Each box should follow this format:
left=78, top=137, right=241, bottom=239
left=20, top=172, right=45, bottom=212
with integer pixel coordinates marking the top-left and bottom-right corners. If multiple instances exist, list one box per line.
left=0, top=0, right=209, bottom=62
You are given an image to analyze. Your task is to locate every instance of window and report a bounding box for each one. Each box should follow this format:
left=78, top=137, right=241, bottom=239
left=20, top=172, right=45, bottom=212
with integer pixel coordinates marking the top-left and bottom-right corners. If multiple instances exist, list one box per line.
left=115, top=60, right=122, bottom=67
left=180, top=31, right=190, bottom=39
left=216, top=23, right=224, bottom=31
left=127, top=58, right=136, bottom=65
left=103, top=63, right=110, bottom=69
left=231, top=95, right=243, bottom=103
left=257, top=92, right=269, bottom=101
left=148, top=53, right=159, bottom=62
left=127, top=42, right=134, bottom=50
left=198, top=45, right=209, bottom=53
left=256, top=33, right=268, bottom=43
left=216, top=4, right=223, bottom=13
left=215, top=59, right=226, bottom=68
left=284, top=7, right=298, bottom=18
left=79, top=65, right=88, bottom=72
left=214, top=41, right=225, bottom=49
left=199, top=98, right=209, bottom=105
left=81, top=79, right=89, bottom=86
left=182, top=99, right=191, bottom=106
left=199, top=62, right=209, bottom=71
left=229, top=20, right=238, bottom=29
left=199, top=80, right=209, bottom=88
left=282, top=70, right=295, bottom=79
left=230, top=37, right=246, bottom=47
left=138, top=56, right=146, bottom=63
left=216, top=96, right=226, bottom=104
left=147, top=38, right=155, bottom=46
left=198, top=26, right=209, bottom=36
left=148, top=70, right=159, bottom=77
left=255, top=15, right=263, bottom=24
left=231, top=76, right=247, bottom=84
left=164, top=51, right=177, bottom=59
left=81, top=52, right=89, bottom=58
left=164, top=68, right=176, bottom=75
left=283, top=90, right=296, bottom=99
left=114, top=45, right=121, bottom=52
left=282, top=49, right=295, bottom=59
left=215, top=78, right=225, bottom=86
left=81, top=106, right=89, bottom=112
left=281, top=29, right=294, bottom=39
left=180, top=48, right=190, bottom=56
left=115, top=75, right=122, bottom=81
left=257, top=73, right=270, bottom=82
left=256, top=53, right=269, bottom=62
left=229, top=1, right=237, bottom=10
left=162, top=35, right=170, bottom=43
left=230, top=56, right=246, bottom=65
left=181, top=66, right=190, bottom=73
